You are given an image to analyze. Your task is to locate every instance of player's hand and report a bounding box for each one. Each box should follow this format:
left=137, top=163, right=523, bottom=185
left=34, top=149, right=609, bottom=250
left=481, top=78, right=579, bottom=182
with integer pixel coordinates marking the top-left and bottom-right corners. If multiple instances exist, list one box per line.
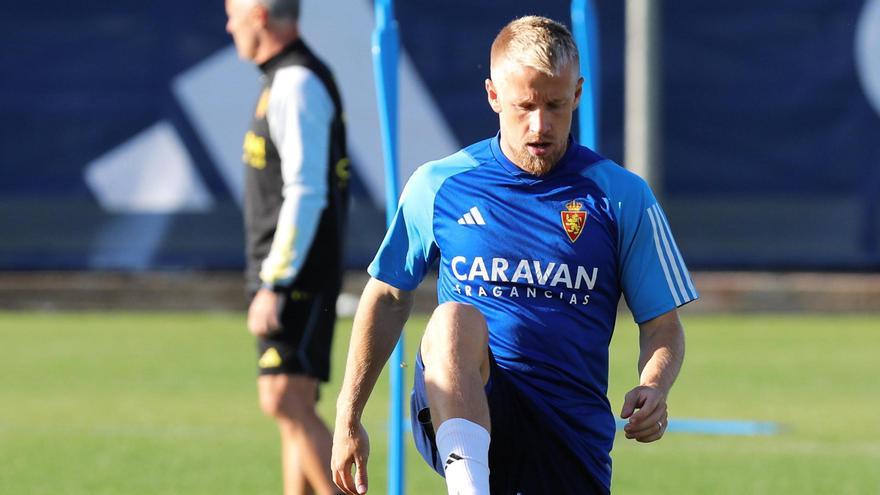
left=247, top=288, right=281, bottom=337
left=620, top=385, right=669, bottom=443
left=331, top=420, right=370, bottom=494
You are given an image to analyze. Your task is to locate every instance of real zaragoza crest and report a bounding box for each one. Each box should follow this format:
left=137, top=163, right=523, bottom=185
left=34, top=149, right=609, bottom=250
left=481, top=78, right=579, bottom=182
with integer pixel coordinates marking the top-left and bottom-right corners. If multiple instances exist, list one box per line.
left=561, top=199, right=587, bottom=243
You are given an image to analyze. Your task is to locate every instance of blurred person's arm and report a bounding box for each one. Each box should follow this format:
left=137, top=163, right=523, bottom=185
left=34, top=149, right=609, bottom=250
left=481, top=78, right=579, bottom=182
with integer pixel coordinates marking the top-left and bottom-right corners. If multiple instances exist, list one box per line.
left=249, top=67, right=335, bottom=337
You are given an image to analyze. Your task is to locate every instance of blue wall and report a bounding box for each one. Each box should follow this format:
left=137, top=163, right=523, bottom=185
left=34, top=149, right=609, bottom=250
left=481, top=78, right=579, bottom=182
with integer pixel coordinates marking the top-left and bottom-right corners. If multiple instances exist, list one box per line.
left=1, top=1, right=879, bottom=271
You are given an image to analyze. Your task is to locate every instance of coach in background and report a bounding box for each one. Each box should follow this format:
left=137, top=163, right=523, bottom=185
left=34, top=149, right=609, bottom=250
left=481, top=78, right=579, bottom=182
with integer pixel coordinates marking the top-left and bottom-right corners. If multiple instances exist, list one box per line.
left=225, top=0, right=349, bottom=493
left=332, top=16, right=696, bottom=495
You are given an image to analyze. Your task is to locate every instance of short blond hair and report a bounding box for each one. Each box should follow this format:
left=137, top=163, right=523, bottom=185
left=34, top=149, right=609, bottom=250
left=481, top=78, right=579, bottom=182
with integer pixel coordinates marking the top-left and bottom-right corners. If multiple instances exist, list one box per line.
left=490, top=16, right=579, bottom=78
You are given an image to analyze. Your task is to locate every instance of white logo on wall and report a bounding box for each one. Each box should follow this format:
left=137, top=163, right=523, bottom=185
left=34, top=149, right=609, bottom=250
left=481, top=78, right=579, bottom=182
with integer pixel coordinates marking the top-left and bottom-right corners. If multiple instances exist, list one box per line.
left=84, top=1, right=459, bottom=214
left=857, top=0, right=880, bottom=117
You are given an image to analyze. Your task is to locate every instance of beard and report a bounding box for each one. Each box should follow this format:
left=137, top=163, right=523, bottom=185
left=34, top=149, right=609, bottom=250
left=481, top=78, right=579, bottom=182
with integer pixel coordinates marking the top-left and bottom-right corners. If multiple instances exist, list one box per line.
left=509, top=139, right=567, bottom=176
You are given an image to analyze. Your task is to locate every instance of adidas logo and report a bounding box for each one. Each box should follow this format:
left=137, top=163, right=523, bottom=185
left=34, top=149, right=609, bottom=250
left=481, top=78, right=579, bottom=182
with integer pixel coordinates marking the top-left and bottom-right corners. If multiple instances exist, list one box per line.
left=457, top=206, right=486, bottom=225
left=259, top=347, right=282, bottom=368
left=445, top=453, right=463, bottom=469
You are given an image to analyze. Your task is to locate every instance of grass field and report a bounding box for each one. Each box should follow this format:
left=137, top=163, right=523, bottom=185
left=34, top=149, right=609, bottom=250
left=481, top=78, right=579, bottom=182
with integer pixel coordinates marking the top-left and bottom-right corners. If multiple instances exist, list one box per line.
left=1, top=310, right=878, bottom=494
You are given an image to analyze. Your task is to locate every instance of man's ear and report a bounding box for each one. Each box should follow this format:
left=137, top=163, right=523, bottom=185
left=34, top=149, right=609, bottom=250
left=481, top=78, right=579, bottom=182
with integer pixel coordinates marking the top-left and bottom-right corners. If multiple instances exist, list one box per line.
left=248, top=2, right=269, bottom=27
left=573, top=76, right=584, bottom=109
left=486, top=78, right=502, bottom=114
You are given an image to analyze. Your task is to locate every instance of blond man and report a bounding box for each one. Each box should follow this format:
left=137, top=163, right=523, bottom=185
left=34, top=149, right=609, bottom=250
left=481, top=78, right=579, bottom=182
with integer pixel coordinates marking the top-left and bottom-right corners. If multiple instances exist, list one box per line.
left=332, top=16, right=695, bottom=495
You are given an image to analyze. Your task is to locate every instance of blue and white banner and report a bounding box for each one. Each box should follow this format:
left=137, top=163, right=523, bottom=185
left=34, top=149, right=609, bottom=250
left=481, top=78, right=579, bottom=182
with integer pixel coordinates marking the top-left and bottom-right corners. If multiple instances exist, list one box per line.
left=1, top=0, right=878, bottom=270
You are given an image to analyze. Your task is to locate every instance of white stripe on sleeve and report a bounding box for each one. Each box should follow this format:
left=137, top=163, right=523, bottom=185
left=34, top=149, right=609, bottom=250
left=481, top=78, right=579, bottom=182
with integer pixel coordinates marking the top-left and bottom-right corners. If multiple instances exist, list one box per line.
left=647, top=206, right=682, bottom=306
left=655, top=205, right=698, bottom=300
left=652, top=204, right=691, bottom=303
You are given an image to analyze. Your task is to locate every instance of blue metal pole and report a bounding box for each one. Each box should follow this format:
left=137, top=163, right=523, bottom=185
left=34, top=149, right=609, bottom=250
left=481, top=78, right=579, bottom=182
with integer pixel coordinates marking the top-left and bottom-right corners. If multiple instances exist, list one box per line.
left=571, top=0, right=600, bottom=150
left=371, top=1, right=405, bottom=494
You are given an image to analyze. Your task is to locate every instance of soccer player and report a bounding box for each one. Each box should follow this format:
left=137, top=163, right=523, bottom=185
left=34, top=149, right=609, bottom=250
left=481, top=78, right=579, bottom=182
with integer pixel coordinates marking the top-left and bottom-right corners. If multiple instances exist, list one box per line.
left=225, top=0, right=349, bottom=494
left=331, top=15, right=696, bottom=495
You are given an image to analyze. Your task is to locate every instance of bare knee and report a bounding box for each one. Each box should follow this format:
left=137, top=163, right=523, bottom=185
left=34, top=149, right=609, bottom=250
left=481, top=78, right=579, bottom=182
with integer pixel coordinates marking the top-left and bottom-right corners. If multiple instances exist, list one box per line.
left=421, top=302, right=490, bottom=380
left=258, top=387, right=287, bottom=419
left=257, top=375, right=318, bottom=421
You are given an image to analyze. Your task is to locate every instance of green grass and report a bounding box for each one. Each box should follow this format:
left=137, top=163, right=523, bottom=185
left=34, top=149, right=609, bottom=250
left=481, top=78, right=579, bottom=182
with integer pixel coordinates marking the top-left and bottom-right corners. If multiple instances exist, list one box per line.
left=0, top=311, right=878, bottom=494
left=608, top=314, right=880, bottom=494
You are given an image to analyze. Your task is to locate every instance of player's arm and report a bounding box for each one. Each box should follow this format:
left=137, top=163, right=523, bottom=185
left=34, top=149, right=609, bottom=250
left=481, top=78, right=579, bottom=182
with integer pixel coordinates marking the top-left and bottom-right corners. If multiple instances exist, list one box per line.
left=620, top=308, right=685, bottom=443
left=609, top=168, right=694, bottom=442
left=332, top=278, right=414, bottom=495
left=249, top=68, right=335, bottom=337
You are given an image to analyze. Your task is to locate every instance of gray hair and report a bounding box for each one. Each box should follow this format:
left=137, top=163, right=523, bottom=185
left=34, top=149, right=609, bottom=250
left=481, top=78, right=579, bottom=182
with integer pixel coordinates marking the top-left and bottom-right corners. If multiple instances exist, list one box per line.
left=258, top=0, right=300, bottom=22
left=490, top=16, right=579, bottom=78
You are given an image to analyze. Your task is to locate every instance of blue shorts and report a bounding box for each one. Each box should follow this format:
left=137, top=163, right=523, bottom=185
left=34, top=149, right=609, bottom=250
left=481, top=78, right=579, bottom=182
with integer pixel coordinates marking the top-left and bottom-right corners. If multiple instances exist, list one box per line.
left=411, top=347, right=609, bottom=495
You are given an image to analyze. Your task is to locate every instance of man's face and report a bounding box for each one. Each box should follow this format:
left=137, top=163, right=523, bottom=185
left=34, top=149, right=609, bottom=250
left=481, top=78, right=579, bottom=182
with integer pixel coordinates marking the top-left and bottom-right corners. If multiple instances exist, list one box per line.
left=486, top=60, right=583, bottom=176
left=225, top=0, right=261, bottom=61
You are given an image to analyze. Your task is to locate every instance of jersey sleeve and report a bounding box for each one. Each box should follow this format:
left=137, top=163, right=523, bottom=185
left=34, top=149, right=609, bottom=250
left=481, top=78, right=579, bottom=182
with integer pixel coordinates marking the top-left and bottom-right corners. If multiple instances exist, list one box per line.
left=617, top=178, right=698, bottom=323
left=259, top=66, right=335, bottom=287
left=367, top=166, right=439, bottom=291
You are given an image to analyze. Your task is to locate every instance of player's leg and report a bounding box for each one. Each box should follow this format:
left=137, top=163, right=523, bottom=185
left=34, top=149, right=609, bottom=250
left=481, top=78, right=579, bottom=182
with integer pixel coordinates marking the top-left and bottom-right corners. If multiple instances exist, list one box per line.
left=254, top=286, right=339, bottom=495
left=420, top=301, right=491, bottom=428
left=279, top=438, right=309, bottom=495
left=259, top=374, right=336, bottom=495
left=420, top=302, right=492, bottom=495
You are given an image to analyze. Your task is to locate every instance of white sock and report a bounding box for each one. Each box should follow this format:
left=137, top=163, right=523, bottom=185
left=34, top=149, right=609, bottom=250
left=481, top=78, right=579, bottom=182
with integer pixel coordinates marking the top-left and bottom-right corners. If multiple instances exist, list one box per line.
left=435, top=418, right=491, bottom=495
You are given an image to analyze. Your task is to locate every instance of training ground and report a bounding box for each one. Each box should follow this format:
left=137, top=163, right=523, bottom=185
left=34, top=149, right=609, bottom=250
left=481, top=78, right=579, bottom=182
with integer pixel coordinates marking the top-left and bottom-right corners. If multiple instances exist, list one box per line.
left=0, top=272, right=878, bottom=494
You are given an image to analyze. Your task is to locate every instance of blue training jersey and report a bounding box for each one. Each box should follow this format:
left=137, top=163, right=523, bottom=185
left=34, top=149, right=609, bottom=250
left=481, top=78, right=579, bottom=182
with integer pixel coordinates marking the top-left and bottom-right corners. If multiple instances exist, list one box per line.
left=368, top=135, right=698, bottom=488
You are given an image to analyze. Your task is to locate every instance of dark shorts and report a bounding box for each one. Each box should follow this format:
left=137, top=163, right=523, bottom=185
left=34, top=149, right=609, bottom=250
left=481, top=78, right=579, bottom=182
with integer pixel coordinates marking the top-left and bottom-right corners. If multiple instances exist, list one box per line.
left=251, top=285, right=338, bottom=381
left=411, top=347, right=609, bottom=495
